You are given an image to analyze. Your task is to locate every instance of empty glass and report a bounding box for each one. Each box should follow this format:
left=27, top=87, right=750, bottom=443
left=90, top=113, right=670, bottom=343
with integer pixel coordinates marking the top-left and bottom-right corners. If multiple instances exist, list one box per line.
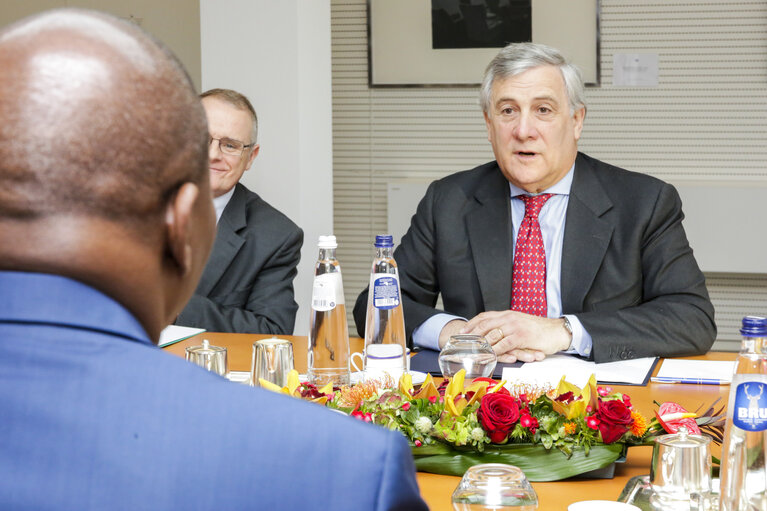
left=452, top=464, right=537, bottom=510
left=439, top=334, right=497, bottom=379
left=185, top=339, right=227, bottom=376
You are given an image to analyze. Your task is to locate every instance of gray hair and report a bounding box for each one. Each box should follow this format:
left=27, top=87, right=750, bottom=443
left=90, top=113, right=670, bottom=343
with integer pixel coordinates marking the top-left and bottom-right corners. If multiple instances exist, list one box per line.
left=201, top=88, right=258, bottom=145
left=480, top=42, right=586, bottom=114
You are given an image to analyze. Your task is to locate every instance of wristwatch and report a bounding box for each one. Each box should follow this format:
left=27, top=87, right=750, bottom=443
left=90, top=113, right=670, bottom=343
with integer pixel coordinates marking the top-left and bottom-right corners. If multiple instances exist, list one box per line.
left=562, top=316, right=573, bottom=350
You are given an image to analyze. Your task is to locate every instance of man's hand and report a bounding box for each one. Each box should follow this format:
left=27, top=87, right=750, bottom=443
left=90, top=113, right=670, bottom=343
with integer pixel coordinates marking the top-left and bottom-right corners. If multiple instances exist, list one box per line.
left=438, top=319, right=469, bottom=350
left=461, top=311, right=572, bottom=363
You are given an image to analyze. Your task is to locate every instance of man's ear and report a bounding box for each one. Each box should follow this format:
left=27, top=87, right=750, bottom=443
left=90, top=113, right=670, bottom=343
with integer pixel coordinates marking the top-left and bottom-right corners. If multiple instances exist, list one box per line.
left=244, top=143, right=260, bottom=171
left=165, top=182, right=199, bottom=276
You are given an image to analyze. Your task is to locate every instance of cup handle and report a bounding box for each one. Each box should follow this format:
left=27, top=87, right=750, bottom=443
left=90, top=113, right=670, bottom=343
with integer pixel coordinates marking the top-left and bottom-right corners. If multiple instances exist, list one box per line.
left=350, top=351, right=364, bottom=372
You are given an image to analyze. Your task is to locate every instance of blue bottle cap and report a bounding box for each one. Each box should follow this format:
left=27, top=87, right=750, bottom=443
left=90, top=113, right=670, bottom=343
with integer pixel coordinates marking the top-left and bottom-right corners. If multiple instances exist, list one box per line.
left=740, top=316, right=767, bottom=337
left=374, top=234, right=394, bottom=248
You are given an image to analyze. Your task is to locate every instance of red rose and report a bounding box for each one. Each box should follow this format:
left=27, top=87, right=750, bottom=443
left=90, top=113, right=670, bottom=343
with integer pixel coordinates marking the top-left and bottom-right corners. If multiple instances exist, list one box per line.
left=478, top=393, right=520, bottom=443
left=596, top=399, right=633, bottom=443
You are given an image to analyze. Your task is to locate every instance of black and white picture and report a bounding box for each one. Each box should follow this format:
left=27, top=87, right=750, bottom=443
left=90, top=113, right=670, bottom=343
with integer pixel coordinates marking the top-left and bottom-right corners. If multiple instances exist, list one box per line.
left=369, top=0, right=598, bottom=87
left=431, top=0, right=532, bottom=49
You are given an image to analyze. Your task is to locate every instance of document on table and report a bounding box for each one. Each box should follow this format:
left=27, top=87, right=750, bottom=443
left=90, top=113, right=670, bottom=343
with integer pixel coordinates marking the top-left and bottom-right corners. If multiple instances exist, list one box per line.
left=158, top=325, right=205, bottom=348
left=653, top=359, right=736, bottom=383
left=501, top=354, right=658, bottom=388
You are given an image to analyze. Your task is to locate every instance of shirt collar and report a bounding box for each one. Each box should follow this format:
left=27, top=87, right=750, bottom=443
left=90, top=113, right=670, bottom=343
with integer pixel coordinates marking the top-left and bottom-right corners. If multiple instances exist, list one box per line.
left=508, top=162, right=576, bottom=198
left=213, top=186, right=236, bottom=223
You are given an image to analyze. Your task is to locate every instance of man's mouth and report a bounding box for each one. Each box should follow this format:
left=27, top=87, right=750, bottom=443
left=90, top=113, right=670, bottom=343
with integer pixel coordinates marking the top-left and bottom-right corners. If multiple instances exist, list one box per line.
left=516, top=151, right=536, bottom=157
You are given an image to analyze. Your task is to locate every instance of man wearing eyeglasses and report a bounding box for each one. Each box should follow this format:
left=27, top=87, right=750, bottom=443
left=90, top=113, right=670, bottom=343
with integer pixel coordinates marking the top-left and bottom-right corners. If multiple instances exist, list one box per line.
left=175, top=88, right=303, bottom=334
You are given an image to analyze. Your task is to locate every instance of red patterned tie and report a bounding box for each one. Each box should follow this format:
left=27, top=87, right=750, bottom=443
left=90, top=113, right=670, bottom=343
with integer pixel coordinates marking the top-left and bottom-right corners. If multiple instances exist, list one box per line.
left=511, top=194, right=553, bottom=316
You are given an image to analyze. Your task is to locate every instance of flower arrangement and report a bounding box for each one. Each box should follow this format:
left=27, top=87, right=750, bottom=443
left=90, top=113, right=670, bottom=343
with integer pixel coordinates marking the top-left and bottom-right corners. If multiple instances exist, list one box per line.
left=260, top=370, right=721, bottom=481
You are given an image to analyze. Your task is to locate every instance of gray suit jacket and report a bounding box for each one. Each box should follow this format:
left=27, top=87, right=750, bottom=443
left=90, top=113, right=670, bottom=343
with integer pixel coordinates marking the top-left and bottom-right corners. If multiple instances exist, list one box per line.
left=177, top=183, right=303, bottom=334
left=353, top=153, right=716, bottom=362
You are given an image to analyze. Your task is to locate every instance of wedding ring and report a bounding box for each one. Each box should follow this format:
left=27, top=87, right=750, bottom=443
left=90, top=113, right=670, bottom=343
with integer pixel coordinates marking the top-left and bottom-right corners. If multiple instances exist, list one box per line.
left=491, top=327, right=504, bottom=340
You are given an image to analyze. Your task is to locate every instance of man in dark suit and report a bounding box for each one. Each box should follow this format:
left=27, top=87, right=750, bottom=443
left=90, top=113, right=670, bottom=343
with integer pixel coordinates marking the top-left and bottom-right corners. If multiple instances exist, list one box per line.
left=0, top=10, right=427, bottom=511
left=176, top=88, right=303, bottom=334
left=354, top=43, right=715, bottom=363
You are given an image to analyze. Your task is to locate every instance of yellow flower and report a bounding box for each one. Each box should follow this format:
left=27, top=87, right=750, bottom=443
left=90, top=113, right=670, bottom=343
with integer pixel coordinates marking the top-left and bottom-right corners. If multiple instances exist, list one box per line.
left=551, top=374, right=598, bottom=420
left=260, top=370, right=332, bottom=404
left=563, top=421, right=577, bottom=435
left=630, top=410, right=648, bottom=437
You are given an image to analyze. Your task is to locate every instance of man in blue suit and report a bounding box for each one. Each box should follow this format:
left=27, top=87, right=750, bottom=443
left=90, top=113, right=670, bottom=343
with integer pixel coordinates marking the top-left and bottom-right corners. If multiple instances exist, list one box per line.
left=0, top=9, right=427, bottom=511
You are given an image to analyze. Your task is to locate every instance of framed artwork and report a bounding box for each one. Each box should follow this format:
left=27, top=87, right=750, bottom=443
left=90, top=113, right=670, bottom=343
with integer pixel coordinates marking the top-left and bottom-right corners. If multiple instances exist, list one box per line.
left=368, top=0, right=600, bottom=87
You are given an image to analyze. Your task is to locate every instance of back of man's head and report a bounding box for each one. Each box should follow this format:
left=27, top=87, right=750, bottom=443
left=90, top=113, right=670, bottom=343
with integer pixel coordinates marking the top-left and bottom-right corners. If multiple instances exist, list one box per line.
left=0, top=9, right=207, bottom=228
left=0, top=9, right=215, bottom=339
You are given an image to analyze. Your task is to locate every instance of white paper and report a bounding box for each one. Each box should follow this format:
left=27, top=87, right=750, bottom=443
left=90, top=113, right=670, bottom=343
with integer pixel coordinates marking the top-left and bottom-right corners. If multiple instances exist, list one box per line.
left=613, top=53, right=659, bottom=86
left=158, top=325, right=205, bottom=348
left=656, top=359, right=736, bottom=381
left=501, top=354, right=657, bottom=389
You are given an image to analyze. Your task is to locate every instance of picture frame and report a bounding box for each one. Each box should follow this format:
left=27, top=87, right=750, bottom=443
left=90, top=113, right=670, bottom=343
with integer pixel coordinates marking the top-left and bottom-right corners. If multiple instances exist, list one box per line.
left=368, top=0, right=600, bottom=87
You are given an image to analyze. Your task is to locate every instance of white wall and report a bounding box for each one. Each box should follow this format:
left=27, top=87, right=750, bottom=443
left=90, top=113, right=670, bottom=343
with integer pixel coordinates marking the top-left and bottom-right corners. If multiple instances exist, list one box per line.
left=200, top=0, right=333, bottom=335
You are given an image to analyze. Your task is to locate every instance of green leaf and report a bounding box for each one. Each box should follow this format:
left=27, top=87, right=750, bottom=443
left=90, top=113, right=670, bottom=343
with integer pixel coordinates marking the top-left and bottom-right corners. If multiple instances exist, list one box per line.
left=412, top=442, right=626, bottom=482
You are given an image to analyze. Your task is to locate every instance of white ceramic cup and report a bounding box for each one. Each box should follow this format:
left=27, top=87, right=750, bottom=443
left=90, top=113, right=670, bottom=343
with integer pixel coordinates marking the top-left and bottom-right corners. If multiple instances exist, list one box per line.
left=568, top=501, right=640, bottom=511
left=350, top=344, right=409, bottom=380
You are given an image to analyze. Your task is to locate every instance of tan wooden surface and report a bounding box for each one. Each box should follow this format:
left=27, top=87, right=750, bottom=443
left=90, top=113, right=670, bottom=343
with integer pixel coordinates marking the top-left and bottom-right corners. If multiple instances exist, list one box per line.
left=164, top=333, right=733, bottom=510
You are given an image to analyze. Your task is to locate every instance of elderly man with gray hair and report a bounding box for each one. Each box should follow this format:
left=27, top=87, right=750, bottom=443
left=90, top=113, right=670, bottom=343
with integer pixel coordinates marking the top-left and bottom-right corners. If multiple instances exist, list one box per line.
left=354, top=42, right=715, bottom=364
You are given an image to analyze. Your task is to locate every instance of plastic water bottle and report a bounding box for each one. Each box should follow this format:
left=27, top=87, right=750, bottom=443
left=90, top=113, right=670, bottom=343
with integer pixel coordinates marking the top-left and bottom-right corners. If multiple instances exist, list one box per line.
left=362, top=234, right=407, bottom=381
left=307, top=235, right=350, bottom=386
left=719, top=315, right=767, bottom=511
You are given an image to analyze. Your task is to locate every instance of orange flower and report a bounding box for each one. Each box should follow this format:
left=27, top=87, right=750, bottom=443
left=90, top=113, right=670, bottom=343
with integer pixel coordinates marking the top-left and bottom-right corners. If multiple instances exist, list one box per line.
left=335, top=377, right=391, bottom=408
left=630, top=410, right=648, bottom=437
left=563, top=421, right=577, bottom=435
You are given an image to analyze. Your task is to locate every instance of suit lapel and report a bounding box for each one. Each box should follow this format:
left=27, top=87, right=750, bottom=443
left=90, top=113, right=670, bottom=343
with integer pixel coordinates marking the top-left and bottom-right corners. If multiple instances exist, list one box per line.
left=196, top=184, right=248, bottom=296
left=561, top=154, right=614, bottom=311
left=467, top=165, right=513, bottom=311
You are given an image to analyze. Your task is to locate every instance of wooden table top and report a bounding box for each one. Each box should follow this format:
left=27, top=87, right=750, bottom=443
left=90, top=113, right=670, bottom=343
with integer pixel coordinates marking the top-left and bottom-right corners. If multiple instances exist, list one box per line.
left=164, top=333, right=733, bottom=511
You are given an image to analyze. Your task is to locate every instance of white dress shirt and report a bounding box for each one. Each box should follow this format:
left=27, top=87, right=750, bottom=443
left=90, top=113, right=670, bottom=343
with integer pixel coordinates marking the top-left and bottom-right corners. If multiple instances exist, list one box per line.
left=213, top=187, right=235, bottom=224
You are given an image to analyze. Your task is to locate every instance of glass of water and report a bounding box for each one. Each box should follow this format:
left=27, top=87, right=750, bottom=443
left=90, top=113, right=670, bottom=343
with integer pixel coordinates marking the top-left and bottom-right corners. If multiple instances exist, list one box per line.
left=452, top=464, right=538, bottom=510
left=439, top=334, right=497, bottom=379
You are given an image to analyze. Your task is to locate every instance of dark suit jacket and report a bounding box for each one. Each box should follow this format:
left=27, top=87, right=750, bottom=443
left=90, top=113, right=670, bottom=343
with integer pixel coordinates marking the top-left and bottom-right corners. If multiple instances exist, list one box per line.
left=177, top=183, right=303, bottom=334
left=354, top=153, right=716, bottom=362
left=0, top=271, right=427, bottom=511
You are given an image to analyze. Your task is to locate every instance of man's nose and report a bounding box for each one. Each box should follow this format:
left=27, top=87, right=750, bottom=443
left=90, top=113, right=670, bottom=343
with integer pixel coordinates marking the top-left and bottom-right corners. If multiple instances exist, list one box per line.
left=513, top=112, right=537, bottom=140
left=208, top=138, right=222, bottom=160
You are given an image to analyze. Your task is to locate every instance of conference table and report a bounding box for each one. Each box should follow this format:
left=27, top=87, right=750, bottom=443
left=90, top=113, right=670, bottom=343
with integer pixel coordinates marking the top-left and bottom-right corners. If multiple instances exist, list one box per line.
left=164, top=333, right=733, bottom=510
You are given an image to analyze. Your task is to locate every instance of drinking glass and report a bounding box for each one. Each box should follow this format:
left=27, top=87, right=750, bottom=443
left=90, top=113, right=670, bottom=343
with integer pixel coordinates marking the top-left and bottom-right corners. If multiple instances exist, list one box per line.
left=439, top=334, right=497, bottom=379
left=452, top=464, right=537, bottom=510
left=251, top=338, right=294, bottom=387
left=185, top=339, right=227, bottom=376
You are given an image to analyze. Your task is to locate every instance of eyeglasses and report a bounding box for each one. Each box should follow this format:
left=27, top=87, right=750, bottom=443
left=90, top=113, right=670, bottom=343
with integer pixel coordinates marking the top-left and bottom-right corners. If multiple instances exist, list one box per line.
left=209, top=136, right=255, bottom=156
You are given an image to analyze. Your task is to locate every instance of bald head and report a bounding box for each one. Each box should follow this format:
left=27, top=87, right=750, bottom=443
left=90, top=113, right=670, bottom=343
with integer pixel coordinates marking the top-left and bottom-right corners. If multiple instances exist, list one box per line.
left=0, top=9, right=216, bottom=341
left=0, top=9, right=207, bottom=228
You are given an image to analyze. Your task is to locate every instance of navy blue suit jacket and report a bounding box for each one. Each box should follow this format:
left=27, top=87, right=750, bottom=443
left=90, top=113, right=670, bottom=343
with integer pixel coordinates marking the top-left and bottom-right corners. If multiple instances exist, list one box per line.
left=0, top=272, right=427, bottom=511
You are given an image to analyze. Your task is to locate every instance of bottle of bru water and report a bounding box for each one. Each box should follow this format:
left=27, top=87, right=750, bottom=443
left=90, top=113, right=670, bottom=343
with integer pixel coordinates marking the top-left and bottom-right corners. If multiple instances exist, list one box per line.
left=363, top=234, right=407, bottom=381
left=719, top=315, right=767, bottom=511
left=307, top=235, right=350, bottom=386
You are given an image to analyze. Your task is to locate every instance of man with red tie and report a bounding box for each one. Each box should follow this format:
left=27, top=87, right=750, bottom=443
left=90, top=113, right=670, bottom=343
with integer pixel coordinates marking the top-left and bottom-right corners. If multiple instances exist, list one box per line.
left=354, top=42, right=715, bottom=363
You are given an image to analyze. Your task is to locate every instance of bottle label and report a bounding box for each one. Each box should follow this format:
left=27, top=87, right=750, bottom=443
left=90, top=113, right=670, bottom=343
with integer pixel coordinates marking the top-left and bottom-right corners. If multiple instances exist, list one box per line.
left=372, top=275, right=400, bottom=310
left=732, top=380, right=767, bottom=431
left=312, top=272, right=344, bottom=311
